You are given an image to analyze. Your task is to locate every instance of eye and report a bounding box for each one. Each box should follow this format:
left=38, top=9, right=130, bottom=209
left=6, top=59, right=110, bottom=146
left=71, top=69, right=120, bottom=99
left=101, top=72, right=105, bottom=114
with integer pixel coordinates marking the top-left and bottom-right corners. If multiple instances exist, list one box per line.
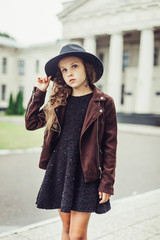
left=61, top=68, right=67, bottom=73
left=72, top=64, right=78, bottom=69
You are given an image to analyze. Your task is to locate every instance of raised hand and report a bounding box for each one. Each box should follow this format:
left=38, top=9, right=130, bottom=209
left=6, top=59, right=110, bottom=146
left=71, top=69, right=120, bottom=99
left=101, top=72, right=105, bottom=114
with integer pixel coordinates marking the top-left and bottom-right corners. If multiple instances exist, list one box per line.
left=36, top=76, right=52, bottom=92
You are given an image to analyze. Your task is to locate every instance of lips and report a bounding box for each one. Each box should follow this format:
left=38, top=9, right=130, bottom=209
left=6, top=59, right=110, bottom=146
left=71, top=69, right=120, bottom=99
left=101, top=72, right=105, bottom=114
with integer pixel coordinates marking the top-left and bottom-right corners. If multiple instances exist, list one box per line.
left=69, top=79, right=76, bottom=83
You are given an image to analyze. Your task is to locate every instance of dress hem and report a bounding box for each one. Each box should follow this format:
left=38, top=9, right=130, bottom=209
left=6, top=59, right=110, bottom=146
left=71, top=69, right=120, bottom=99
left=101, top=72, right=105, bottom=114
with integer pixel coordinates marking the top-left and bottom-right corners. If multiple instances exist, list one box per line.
left=36, top=203, right=111, bottom=214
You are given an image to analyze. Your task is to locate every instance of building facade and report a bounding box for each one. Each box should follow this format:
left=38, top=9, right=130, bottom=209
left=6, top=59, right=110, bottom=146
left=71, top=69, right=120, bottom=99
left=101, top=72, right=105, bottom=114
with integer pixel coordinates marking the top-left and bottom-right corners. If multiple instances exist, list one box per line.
left=0, top=37, right=63, bottom=108
left=0, top=0, right=160, bottom=124
left=58, top=0, right=160, bottom=116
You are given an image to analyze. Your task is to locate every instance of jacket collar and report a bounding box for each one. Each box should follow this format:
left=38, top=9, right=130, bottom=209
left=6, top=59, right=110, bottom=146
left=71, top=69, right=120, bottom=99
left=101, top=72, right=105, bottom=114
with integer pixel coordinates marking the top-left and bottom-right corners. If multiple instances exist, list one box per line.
left=89, top=84, right=106, bottom=102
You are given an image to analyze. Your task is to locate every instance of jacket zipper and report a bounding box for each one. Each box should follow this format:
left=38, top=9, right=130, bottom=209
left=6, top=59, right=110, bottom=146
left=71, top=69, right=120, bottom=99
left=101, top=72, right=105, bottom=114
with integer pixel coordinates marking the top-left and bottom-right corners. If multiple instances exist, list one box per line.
left=54, top=109, right=61, bottom=138
left=26, top=91, right=36, bottom=117
left=97, top=101, right=102, bottom=179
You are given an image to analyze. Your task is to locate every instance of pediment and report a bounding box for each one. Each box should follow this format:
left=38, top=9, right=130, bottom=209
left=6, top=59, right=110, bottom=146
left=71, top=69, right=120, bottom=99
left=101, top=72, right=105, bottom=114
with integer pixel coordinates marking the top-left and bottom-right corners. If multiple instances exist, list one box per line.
left=58, top=0, right=154, bottom=19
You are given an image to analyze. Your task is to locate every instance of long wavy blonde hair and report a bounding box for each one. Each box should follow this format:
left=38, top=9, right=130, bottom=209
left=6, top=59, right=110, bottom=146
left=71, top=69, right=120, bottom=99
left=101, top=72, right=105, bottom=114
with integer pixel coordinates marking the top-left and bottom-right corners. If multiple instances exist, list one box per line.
left=43, top=60, right=96, bottom=140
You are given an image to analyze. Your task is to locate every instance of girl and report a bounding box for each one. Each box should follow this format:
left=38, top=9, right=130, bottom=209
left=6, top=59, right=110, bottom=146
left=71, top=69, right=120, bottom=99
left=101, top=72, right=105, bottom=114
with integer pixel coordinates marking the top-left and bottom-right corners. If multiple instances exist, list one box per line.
left=25, top=43, right=117, bottom=240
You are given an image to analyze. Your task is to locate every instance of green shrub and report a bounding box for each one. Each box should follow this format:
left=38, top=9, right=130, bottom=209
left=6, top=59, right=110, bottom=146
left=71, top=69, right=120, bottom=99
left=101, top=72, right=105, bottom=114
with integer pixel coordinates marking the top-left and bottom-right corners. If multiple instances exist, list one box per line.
left=6, top=91, right=25, bottom=115
left=15, top=91, right=25, bottom=115
left=6, top=93, right=15, bottom=115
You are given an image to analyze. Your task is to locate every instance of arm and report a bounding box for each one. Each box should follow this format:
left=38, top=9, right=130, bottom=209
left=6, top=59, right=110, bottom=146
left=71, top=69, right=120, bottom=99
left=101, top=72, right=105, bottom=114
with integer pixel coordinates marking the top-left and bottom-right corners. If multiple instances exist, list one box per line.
left=25, top=86, right=47, bottom=130
left=98, top=97, right=118, bottom=196
left=25, top=76, right=51, bottom=130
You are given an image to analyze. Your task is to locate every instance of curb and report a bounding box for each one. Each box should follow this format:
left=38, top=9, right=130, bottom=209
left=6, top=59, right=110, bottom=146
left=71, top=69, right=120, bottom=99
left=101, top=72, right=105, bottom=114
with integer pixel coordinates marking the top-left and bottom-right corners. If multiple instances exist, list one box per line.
left=0, top=217, right=61, bottom=238
left=0, top=147, right=41, bottom=155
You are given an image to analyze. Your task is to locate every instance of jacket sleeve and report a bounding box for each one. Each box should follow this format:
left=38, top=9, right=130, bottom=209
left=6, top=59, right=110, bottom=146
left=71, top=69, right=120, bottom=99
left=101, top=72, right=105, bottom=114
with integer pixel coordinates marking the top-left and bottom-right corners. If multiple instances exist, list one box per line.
left=98, top=97, right=118, bottom=195
left=25, top=86, right=47, bottom=130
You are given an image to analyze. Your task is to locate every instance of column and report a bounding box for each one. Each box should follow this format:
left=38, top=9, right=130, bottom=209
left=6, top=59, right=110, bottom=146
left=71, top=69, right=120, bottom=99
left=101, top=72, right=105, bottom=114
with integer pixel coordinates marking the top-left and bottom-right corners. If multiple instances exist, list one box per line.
left=107, top=32, right=123, bottom=111
left=135, top=28, right=154, bottom=113
left=83, top=36, right=96, bottom=55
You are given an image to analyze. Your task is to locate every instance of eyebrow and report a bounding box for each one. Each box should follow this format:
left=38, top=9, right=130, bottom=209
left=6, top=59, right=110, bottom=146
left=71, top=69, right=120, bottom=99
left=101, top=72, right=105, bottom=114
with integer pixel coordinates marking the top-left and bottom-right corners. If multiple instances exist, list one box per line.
left=59, top=61, right=79, bottom=69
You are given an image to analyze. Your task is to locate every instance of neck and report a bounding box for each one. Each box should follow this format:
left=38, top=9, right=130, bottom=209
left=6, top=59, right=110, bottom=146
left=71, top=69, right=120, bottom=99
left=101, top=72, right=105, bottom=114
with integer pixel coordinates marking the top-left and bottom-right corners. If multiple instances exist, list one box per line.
left=71, top=86, right=93, bottom=96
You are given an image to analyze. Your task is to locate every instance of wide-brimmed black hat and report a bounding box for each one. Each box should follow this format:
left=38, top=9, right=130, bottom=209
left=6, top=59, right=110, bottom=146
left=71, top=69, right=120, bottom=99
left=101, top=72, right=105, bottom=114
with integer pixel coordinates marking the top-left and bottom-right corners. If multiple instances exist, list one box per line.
left=44, top=43, right=103, bottom=82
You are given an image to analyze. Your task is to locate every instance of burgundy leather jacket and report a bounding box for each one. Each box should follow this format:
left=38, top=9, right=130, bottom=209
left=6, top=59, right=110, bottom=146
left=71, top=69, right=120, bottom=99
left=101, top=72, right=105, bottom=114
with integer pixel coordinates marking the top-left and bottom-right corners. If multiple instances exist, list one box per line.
left=25, top=84, right=117, bottom=195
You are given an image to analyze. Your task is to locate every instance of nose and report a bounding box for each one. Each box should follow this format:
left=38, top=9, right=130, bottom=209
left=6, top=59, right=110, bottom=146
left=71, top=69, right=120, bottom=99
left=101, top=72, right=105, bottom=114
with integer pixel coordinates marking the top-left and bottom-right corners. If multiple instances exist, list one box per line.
left=68, top=70, right=73, bottom=77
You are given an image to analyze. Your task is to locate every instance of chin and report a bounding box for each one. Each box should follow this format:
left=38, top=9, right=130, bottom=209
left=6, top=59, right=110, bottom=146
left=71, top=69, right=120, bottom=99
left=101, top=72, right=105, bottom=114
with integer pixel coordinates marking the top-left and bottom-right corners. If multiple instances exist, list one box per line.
left=69, top=83, right=79, bottom=88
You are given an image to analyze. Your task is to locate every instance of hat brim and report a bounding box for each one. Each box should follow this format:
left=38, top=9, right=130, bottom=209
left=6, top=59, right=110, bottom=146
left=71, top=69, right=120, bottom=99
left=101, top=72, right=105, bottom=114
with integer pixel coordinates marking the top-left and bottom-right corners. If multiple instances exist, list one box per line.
left=44, top=51, right=103, bottom=82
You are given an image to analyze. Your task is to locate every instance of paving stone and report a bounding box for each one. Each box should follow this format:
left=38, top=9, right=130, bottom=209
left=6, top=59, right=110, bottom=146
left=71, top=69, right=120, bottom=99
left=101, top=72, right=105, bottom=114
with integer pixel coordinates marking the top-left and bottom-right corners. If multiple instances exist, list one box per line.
left=98, top=226, right=154, bottom=240
left=133, top=216, right=160, bottom=235
left=20, top=221, right=62, bottom=240
left=147, top=235, right=160, bottom=240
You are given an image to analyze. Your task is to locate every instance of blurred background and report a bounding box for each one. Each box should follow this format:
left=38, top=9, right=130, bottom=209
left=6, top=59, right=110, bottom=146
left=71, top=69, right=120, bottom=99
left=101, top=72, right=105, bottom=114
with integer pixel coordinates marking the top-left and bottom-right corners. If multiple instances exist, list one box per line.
left=0, top=0, right=160, bottom=235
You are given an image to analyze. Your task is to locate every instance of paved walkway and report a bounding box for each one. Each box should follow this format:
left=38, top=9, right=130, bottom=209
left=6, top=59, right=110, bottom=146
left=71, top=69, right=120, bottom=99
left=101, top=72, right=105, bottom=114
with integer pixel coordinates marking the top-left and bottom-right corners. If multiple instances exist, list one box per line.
left=118, top=123, right=160, bottom=136
left=0, top=189, right=159, bottom=240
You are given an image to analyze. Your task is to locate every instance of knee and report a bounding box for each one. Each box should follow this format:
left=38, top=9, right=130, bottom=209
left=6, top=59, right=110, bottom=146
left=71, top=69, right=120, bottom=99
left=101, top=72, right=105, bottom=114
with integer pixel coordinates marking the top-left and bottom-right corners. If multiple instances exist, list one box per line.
left=69, top=231, right=86, bottom=240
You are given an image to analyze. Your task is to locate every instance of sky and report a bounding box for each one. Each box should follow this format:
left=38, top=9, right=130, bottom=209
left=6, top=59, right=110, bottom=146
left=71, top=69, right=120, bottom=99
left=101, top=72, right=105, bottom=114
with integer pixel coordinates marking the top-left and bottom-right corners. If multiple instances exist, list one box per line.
left=0, top=0, right=65, bottom=45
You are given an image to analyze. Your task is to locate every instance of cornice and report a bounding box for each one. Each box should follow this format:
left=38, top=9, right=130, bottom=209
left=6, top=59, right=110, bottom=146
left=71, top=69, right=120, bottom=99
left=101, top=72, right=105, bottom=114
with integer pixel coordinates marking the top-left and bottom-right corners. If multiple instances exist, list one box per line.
left=58, top=0, right=88, bottom=19
left=0, top=38, right=62, bottom=50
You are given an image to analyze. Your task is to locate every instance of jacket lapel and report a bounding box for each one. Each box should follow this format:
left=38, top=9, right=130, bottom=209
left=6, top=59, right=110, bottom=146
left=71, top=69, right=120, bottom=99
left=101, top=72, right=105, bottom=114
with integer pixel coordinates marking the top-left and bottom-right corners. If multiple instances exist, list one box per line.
left=80, top=85, right=105, bottom=137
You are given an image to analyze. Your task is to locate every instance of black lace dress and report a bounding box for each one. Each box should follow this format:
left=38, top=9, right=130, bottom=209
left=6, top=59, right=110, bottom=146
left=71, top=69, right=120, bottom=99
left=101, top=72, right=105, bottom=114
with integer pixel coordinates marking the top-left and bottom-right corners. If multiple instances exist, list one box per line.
left=36, top=92, right=111, bottom=214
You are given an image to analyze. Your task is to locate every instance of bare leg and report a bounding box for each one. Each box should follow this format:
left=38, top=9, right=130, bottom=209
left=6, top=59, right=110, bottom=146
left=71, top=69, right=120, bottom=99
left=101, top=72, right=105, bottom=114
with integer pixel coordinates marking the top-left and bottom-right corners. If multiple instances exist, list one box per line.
left=58, top=208, right=71, bottom=240
left=69, top=210, right=91, bottom=240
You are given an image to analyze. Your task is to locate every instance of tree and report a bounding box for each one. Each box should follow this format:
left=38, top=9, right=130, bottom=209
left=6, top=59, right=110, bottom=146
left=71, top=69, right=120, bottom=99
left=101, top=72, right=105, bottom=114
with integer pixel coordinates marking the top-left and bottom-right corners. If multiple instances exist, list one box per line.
left=6, top=93, right=15, bottom=115
left=15, top=91, right=25, bottom=115
left=6, top=91, right=25, bottom=115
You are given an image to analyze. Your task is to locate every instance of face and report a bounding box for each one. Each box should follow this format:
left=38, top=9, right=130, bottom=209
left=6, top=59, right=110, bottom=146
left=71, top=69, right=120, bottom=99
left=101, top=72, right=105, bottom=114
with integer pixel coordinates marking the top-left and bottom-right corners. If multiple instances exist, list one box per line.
left=58, top=56, right=87, bottom=89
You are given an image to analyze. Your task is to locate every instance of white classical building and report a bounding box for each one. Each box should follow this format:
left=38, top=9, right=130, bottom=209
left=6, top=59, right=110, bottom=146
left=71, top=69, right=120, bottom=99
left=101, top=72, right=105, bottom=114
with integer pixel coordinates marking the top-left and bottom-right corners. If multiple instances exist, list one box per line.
left=0, top=0, right=160, bottom=125
left=0, top=37, right=63, bottom=109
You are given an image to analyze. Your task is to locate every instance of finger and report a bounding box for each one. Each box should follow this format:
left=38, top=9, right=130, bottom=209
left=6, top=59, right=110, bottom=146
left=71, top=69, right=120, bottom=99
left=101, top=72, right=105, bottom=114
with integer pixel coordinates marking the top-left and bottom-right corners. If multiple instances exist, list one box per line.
left=99, top=192, right=102, bottom=199
left=37, top=77, right=42, bottom=83
left=99, top=193, right=108, bottom=204
left=102, top=193, right=107, bottom=202
left=99, top=198, right=106, bottom=204
left=46, top=76, right=51, bottom=83
left=106, top=194, right=111, bottom=201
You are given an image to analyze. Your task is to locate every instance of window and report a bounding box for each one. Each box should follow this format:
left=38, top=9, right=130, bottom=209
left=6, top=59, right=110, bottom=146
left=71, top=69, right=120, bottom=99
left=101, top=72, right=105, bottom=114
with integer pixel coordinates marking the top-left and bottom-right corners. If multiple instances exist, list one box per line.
left=98, top=53, right=104, bottom=63
left=2, top=57, right=7, bottom=74
left=18, top=60, right=25, bottom=75
left=36, top=60, right=40, bottom=73
left=122, top=50, right=130, bottom=71
left=154, top=47, right=159, bottom=66
left=121, top=84, right=125, bottom=105
left=1, top=85, right=6, bottom=100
